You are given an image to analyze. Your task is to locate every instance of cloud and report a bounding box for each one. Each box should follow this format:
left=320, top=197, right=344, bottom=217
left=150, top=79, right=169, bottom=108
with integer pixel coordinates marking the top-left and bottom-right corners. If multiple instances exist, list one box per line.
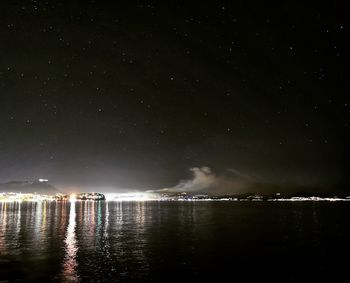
left=171, top=166, right=217, bottom=192
left=152, top=166, right=250, bottom=195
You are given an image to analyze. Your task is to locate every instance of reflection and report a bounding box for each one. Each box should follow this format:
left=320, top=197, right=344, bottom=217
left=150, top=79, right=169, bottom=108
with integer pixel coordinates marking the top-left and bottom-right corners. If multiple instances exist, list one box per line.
left=104, top=201, right=109, bottom=237
left=15, top=201, right=21, bottom=236
left=96, top=201, right=102, bottom=244
left=133, top=202, right=148, bottom=266
left=85, top=201, right=96, bottom=246
left=0, top=202, right=8, bottom=254
left=102, top=201, right=110, bottom=257
left=115, top=201, right=123, bottom=226
left=62, top=201, right=79, bottom=282
left=34, top=202, right=42, bottom=244
left=42, top=201, right=47, bottom=231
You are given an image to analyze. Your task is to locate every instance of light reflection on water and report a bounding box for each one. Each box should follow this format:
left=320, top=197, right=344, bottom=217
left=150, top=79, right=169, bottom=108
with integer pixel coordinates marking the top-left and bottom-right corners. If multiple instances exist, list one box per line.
left=0, top=201, right=349, bottom=282
left=62, top=201, right=79, bottom=282
left=0, top=202, right=8, bottom=255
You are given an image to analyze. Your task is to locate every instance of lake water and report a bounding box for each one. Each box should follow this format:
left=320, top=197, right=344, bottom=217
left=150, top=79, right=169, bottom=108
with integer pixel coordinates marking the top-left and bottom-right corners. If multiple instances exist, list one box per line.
left=0, top=201, right=349, bottom=282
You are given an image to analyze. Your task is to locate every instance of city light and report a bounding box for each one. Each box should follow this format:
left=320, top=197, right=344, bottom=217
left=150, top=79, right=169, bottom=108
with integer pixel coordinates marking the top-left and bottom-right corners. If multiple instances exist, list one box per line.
left=69, top=194, right=77, bottom=202
left=105, top=192, right=160, bottom=201
left=0, top=191, right=349, bottom=202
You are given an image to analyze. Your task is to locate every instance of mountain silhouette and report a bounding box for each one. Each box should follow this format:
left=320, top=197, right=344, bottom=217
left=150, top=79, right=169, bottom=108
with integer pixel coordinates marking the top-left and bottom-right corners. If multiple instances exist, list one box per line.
left=0, top=180, right=58, bottom=195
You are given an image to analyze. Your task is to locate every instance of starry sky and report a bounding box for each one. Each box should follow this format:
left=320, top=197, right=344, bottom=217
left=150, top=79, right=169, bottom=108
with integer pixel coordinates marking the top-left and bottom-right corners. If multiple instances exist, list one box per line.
left=0, top=1, right=349, bottom=193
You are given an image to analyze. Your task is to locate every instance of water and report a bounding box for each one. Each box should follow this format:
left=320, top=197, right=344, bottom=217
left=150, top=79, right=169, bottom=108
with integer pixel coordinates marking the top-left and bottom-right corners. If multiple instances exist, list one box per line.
left=0, top=201, right=349, bottom=282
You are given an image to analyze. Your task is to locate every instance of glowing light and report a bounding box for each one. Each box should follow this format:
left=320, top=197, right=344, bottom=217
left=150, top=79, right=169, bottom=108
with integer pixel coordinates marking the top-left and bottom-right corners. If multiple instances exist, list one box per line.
left=0, top=192, right=55, bottom=202
left=105, top=192, right=160, bottom=202
left=69, top=194, right=77, bottom=202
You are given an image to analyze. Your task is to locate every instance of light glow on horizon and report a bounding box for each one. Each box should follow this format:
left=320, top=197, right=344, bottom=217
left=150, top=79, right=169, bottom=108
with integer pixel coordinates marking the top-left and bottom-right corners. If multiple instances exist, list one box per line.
left=69, top=194, right=77, bottom=202
left=105, top=192, right=160, bottom=202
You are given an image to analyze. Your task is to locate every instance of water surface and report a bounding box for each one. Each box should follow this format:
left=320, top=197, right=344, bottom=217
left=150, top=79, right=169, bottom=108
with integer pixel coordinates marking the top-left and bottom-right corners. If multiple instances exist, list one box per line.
left=0, top=201, right=349, bottom=282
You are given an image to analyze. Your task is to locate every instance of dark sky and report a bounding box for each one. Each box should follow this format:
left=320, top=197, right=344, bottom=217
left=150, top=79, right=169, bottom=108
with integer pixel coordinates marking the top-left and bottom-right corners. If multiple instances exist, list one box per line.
left=0, top=1, right=349, bottom=193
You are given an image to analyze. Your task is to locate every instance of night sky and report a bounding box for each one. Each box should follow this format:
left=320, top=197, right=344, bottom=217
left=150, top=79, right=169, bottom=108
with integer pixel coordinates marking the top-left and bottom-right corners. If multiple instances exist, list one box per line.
left=0, top=1, right=349, bottom=193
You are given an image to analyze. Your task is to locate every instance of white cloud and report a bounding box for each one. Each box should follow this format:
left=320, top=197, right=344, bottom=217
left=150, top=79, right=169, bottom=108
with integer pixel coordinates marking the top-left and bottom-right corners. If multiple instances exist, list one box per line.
left=171, top=166, right=217, bottom=192
left=156, top=166, right=249, bottom=195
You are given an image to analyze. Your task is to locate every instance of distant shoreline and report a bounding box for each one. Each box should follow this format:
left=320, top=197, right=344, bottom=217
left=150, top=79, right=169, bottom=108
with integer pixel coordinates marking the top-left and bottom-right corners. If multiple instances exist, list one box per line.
left=1, top=191, right=349, bottom=203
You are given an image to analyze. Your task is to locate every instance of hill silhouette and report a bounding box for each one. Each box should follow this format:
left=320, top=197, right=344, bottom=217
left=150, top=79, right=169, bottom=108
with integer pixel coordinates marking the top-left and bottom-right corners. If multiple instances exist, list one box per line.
left=0, top=180, right=58, bottom=195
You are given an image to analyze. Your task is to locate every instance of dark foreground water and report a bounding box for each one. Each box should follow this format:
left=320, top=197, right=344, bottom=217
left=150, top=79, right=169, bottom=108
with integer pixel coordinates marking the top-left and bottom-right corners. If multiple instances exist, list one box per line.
left=0, top=201, right=349, bottom=282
